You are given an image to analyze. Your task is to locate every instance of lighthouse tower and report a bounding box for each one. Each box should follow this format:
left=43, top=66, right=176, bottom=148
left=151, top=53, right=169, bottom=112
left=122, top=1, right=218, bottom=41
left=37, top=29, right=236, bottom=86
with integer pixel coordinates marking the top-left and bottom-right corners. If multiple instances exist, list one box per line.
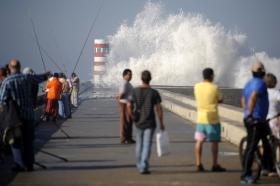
left=93, top=39, right=109, bottom=86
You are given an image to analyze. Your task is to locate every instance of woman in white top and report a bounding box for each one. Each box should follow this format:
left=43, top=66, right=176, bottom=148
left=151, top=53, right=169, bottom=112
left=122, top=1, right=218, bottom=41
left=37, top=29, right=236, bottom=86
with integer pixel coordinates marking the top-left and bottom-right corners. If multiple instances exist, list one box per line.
left=265, top=73, right=280, bottom=139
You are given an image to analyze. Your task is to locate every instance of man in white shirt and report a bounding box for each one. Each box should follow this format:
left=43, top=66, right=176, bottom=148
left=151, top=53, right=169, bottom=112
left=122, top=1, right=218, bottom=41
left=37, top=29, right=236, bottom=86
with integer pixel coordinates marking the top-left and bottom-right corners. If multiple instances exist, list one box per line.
left=265, top=73, right=280, bottom=139
left=116, top=69, right=135, bottom=144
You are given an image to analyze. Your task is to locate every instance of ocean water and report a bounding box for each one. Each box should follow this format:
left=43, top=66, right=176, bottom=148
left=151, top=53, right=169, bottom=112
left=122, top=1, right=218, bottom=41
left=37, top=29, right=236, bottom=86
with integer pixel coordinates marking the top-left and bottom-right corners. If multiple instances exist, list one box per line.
left=79, top=81, right=117, bottom=99
left=101, top=2, right=280, bottom=88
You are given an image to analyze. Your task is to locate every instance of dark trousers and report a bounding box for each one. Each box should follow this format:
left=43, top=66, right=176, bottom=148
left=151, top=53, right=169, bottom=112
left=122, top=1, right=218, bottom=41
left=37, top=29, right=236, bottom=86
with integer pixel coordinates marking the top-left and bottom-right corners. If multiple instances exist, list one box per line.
left=119, top=103, right=133, bottom=142
left=21, top=119, right=35, bottom=169
left=242, top=120, right=273, bottom=177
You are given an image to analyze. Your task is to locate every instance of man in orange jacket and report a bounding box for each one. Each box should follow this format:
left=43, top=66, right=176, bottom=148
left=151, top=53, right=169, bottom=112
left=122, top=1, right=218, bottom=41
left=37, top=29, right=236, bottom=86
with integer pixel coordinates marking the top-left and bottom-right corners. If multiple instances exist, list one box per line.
left=45, top=73, right=62, bottom=122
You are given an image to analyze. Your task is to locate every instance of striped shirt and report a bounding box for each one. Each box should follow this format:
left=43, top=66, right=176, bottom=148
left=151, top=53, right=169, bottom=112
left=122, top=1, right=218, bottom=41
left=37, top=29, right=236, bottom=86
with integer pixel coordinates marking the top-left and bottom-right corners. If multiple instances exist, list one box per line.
left=0, top=72, right=48, bottom=120
left=131, top=87, right=161, bottom=129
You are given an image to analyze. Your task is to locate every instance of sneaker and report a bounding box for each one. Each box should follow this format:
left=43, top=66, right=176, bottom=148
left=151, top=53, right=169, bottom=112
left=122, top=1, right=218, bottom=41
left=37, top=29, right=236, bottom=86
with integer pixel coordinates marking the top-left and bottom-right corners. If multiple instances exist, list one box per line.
left=261, top=169, right=269, bottom=176
left=196, top=164, right=205, bottom=172
left=268, top=171, right=278, bottom=177
left=140, top=170, right=151, bottom=175
left=212, top=164, right=226, bottom=172
left=52, top=117, right=57, bottom=123
left=127, top=139, right=136, bottom=144
left=240, top=176, right=256, bottom=184
left=11, top=164, right=25, bottom=172
left=26, top=166, right=34, bottom=172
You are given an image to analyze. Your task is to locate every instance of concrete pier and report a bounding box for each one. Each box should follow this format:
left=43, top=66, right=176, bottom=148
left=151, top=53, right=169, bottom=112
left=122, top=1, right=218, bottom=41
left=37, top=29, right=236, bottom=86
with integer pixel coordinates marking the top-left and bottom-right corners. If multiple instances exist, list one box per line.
left=1, top=96, right=279, bottom=185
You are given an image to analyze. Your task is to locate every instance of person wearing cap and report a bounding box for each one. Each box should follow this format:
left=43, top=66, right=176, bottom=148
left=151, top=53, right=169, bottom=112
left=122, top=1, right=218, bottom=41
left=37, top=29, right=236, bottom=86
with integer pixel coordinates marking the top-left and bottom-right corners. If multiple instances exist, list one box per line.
left=45, top=73, right=62, bottom=122
left=241, top=62, right=273, bottom=184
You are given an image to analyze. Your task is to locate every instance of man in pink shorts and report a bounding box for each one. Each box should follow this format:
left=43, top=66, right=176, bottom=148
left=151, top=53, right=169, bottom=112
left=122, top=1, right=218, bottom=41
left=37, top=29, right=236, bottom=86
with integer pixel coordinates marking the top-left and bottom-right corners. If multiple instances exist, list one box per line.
left=194, top=68, right=226, bottom=172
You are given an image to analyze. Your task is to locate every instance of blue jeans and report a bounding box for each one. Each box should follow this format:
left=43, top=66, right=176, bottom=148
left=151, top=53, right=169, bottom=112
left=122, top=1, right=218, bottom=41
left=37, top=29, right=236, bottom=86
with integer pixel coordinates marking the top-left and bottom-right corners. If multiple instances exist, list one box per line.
left=62, top=93, right=71, bottom=118
left=136, top=127, right=155, bottom=172
left=58, top=93, right=71, bottom=118
left=58, top=100, right=65, bottom=118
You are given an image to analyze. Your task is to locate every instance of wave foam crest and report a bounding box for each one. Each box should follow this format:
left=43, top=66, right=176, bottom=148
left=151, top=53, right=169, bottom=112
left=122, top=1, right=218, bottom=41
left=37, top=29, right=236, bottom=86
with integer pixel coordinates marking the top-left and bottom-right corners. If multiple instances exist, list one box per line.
left=102, top=2, right=280, bottom=88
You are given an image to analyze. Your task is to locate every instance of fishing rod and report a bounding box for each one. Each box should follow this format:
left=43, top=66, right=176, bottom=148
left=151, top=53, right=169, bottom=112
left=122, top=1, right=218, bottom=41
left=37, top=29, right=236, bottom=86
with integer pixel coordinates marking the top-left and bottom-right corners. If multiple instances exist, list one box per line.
left=72, top=1, right=104, bottom=73
left=62, top=63, right=68, bottom=75
left=29, top=21, right=66, bottom=74
left=29, top=19, right=70, bottom=169
left=30, top=18, right=47, bottom=72
left=40, top=46, right=65, bottom=73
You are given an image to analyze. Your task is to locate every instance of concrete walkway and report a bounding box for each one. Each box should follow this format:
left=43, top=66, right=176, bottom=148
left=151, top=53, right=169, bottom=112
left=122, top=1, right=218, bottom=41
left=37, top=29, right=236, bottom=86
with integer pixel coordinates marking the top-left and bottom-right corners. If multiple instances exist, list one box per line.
left=5, top=98, right=280, bottom=185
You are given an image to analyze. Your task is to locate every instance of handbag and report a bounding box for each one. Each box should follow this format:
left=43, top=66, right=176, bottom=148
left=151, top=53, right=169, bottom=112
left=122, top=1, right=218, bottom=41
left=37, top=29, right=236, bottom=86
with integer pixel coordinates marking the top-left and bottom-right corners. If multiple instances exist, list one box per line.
left=156, top=130, right=170, bottom=157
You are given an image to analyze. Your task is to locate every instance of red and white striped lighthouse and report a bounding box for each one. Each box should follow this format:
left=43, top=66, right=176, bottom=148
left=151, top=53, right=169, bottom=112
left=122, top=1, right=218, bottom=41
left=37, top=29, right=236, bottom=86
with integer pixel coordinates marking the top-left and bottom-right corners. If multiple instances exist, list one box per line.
left=93, top=39, right=109, bottom=86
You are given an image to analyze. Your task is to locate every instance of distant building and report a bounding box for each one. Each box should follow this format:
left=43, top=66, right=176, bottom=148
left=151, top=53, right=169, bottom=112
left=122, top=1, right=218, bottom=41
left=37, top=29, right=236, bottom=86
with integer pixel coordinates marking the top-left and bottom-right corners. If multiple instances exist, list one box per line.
left=93, top=39, right=109, bottom=86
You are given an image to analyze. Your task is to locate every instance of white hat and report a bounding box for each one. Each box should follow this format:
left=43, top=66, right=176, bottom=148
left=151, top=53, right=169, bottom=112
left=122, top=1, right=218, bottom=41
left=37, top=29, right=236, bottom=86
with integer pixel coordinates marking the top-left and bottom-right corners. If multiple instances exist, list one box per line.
left=22, top=67, right=34, bottom=74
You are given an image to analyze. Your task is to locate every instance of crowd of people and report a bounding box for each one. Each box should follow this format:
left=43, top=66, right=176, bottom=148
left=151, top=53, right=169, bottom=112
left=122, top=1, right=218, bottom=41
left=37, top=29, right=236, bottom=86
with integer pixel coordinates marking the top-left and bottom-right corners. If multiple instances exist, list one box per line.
left=43, top=72, right=80, bottom=122
left=117, top=61, right=280, bottom=184
left=0, top=57, right=279, bottom=185
left=0, top=59, right=80, bottom=172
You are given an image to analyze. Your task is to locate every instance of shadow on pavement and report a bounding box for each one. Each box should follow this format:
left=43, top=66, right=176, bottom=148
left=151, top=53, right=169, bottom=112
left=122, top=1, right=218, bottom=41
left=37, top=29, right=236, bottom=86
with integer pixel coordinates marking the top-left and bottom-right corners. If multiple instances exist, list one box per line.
left=67, top=159, right=116, bottom=163
left=51, top=135, right=119, bottom=140
left=42, top=143, right=133, bottom=149
left=35, top=164, right=136, bottom=171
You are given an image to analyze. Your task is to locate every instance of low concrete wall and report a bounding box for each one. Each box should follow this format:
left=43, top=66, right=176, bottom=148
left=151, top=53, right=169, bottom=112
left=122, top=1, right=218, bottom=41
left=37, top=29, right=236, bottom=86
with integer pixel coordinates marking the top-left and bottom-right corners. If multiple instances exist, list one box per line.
left=157, top=89, right=246, bottom=146
left=155, top=86, right=243, bottom=107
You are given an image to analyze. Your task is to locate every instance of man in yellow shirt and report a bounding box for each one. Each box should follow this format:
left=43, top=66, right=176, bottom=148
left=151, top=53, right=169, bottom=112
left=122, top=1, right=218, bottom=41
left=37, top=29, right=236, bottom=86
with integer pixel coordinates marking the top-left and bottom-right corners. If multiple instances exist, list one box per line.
left=194, top=68, right=226, bottom=172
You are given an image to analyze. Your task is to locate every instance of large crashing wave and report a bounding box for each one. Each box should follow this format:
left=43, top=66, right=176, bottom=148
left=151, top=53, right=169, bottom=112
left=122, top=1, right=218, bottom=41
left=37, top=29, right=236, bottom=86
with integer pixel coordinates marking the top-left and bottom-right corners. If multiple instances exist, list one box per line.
left=102, top=2, right=280, bottom=88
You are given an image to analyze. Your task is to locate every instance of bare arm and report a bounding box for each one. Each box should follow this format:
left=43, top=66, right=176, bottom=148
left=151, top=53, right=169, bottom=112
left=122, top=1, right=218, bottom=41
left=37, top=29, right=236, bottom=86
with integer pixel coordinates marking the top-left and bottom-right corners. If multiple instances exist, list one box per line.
left=156, top=103, right=165, bottom=130
left=217, top=88, right=223, bottom=103
left=116, top=82, right=125, bottom=102
left=29, top=72, right=50, bottom=84
left=127, top=101, right=132, bottom=118
left=248, top=91, right=257, bottom=116
left=116, top=93, right=124, bottom=102
left=241, top=96, right=245, bottom=110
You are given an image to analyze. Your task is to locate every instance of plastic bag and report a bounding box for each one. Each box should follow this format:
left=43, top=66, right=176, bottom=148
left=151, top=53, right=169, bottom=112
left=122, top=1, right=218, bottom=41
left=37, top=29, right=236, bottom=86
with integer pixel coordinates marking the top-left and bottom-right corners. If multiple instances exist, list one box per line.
left=156, top=130, right=170, bottom=157
left=3, top=125, right=22, bottom=145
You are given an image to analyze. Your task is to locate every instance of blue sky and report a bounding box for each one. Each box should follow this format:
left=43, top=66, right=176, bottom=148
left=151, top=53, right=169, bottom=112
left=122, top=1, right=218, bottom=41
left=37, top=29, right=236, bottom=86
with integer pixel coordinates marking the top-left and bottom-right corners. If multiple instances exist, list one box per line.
left=0, top=0, right=279, bottom=80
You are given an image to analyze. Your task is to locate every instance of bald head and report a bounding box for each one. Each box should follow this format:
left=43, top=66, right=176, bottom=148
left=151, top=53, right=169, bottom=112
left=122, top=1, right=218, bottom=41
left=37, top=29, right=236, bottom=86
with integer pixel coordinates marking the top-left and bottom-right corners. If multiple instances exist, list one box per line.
left=251, top=61, right=265, bottom=73
left=9, top=59, right=21, bottom=74
left=251, top=60, right=266, bottom=78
